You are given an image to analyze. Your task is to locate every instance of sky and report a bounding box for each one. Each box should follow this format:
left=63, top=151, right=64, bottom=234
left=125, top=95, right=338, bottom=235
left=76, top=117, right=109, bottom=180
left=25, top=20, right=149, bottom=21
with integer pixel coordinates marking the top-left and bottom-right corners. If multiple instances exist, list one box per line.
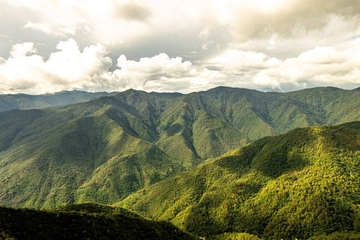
left=0, top=0, right=360, bottom=94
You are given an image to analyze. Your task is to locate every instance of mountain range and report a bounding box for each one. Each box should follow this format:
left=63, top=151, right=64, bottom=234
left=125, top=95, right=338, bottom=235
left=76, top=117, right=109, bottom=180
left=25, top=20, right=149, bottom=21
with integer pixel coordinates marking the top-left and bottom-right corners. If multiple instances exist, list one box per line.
left=1, top=86, right=360, bottom=239
left=2, top=87, right=360, bottom=210
left=0, top=90, right=115, bottom=113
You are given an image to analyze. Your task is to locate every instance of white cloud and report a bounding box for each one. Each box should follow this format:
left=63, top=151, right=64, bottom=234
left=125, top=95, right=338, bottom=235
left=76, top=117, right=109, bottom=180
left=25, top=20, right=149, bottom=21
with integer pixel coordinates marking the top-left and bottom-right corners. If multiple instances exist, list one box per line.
left=10, top=42, right=37, bottom=58
left=1, top=36, right=360, bottom=94
left=2, top=0, right=360, bottom=67
left=205, top=41, right=360, bottom=91
left=210, top=49, right=281, bottom=71
left=2, top=0, right=360, bottom=44
left=298, top=46, right=348, bottom=64
left=0, top=39, right=112, bottom=94
left=0, top=39, right=219, bottom=94
left=110, top=53, right=207, bottom=92
left=3, top=0, right=216, bottom=46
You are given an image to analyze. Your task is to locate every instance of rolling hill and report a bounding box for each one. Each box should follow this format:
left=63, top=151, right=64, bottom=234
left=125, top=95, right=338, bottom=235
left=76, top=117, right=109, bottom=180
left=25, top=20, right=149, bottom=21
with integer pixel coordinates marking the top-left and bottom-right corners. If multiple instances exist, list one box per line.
left=119, top=121, right=360, bottom=239
left=0, top=203, right=197, bottom=240
left=2, top=87, right=360, bottom=210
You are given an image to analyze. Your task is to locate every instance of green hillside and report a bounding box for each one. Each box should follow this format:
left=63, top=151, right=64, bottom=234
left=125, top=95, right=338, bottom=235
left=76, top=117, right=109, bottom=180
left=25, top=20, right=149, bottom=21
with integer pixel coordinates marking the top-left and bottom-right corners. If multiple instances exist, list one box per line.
left=2, top=87, right=360, bottom=210
left=119, top=121, right=360, bottom=239
left=0, top=95, right=183, bottom=209
left=0, top=203, right=197, bottom=240
left=156, top=86, right=360, bottom=164
left=0, top=91, right=115, bottom=112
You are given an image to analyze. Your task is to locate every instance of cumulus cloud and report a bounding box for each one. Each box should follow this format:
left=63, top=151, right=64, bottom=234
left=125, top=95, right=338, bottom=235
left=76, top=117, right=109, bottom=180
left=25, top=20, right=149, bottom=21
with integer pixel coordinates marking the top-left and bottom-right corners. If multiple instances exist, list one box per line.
left=1, top=38, right=360, bottom=94
left=10, top=42, right=37, bottom=58
left=110, top=53, right=211, bottom=92
left=174, top=32, right=358, bottom=92
left=206, top=40, right=360, bottom=91
left=0, top=39, right=112, bottom=94
left=0, top=39, right=222, bottom=94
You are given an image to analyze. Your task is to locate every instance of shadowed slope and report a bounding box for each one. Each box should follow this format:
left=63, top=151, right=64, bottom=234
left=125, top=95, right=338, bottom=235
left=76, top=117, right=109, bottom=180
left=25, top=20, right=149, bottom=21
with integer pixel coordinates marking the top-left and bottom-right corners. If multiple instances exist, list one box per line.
left=0, top=203, right=197, bottom=240
left=0, top=97, right=183, bottom=209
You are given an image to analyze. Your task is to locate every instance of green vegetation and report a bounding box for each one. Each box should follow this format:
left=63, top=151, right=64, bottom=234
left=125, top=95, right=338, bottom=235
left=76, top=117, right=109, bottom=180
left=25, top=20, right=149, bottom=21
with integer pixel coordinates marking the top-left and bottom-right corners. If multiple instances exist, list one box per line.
left=0, top=106, right=183, bottom=209
left=120, top=121, right=360, bottom=239
left=210, top=232, right=264, bottom=240
left=2, top=86, right=360, bottom=210
left=0, top=203, right=197, bottom=240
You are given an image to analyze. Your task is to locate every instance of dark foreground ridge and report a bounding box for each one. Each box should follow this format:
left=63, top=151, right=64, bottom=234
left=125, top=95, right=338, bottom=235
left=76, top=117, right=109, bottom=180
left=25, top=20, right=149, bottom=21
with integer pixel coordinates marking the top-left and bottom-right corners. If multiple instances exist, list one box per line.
left=0, top=203, right=197, bottom=240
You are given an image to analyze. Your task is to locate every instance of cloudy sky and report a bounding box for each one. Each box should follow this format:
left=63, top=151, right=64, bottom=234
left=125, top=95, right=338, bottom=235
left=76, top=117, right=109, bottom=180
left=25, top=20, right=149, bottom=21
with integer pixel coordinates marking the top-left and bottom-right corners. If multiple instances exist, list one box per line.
left=0, top=0, right=360, bottom=94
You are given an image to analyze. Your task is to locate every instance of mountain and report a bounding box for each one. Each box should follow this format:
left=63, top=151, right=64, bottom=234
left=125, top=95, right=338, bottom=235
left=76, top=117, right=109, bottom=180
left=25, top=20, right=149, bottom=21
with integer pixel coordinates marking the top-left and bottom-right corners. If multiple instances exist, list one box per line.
left=119, top=121, right=360, bottom=239
left=0, top=203, right=197, bottom=240
left=2, top=87, right=360, bottom=210
left=0, top=93, right=183, bottom=209
left=153, top=86, right=360, bottom=163
left=0, top=90, right=116, bottom=112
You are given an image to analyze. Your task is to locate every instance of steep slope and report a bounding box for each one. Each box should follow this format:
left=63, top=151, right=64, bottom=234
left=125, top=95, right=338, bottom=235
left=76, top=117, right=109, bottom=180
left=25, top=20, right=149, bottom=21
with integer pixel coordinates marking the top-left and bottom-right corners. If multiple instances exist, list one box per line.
left=0, top=90, right=115, bottom=112
left=0, top=95, right=183, bottom=209
left=119, top=121, right=360, bottom=239
left=0, top=203, right=197, bottom=240
left=156, top=86, right=360, bottom=164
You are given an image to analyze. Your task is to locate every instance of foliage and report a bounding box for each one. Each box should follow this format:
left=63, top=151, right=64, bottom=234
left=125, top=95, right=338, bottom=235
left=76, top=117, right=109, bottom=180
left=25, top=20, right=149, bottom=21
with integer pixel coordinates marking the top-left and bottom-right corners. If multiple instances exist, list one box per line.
left=120, top=121, right=360, bottom=239
left=0, top=203, right=197, bottom=240
left=210, top=232, right=264, bottom=240
left=2, top=86, right=360, bottom=210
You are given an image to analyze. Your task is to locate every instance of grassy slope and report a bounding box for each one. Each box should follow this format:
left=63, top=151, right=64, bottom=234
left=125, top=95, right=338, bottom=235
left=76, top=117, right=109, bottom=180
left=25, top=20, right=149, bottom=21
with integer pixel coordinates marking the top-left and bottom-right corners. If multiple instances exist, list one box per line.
left=0, top=203, right=197, bottom=240
left=119, top=121, right=360, bottom=239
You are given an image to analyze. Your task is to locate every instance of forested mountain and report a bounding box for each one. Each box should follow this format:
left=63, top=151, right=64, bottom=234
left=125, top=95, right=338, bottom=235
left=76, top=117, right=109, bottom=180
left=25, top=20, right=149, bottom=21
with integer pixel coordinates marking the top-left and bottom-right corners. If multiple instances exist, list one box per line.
left=0, top=203, right=197, bottom=240
left=1, top=87, right=360, bottom=210
left=0, top=90, right=115, bottom=112
left=0, top=93, right=183, bottom=209
left=119, top=121, right=360, bottom=239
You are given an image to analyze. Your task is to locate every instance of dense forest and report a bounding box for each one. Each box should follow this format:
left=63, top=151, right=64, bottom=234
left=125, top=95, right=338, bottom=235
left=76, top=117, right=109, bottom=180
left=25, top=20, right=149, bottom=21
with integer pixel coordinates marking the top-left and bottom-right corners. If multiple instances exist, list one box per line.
left=0, top=203, right=196, bottom=240
left=119, top=121, right=360, bottom=239
left=1, top=87, right=360, bottom=239
left=2, top=87, right=360, bottom=210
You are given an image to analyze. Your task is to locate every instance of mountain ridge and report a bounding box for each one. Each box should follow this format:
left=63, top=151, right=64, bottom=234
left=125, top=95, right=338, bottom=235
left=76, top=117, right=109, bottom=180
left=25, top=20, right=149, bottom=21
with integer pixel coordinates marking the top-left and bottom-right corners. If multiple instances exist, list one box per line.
left=0, top=203, right=197, bottom=240
left=2, top=87, right=360, bottom=209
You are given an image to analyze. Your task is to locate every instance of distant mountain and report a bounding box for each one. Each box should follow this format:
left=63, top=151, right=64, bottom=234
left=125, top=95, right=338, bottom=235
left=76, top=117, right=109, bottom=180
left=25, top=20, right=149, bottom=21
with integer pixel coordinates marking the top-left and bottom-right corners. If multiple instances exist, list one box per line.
left=0, top=203, right=197, bottom=240
left=119, top=121, right=360, bottom=239
left=154, top=86, right=360, bottom=163
left=0, top=90, right=116, bottom=112
left=2, top=87, right=360, bottom=210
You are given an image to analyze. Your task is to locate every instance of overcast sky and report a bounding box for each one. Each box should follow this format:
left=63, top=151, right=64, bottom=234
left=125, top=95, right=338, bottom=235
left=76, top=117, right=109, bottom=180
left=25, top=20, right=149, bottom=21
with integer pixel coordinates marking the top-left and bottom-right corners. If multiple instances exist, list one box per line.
left=0, top=0, right=360, bottom=94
